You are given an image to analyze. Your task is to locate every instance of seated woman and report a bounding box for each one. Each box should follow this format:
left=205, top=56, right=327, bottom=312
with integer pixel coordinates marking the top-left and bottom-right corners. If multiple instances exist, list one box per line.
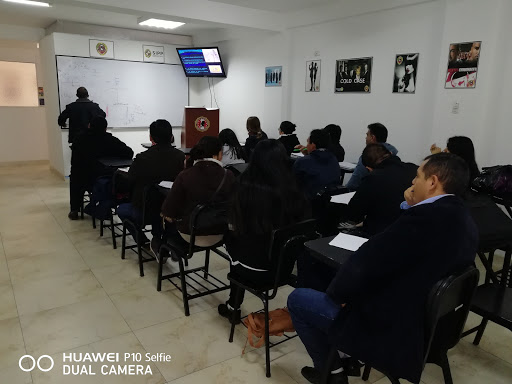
left=278, top=121, right=300, bottom=156
left=158, top=136, right=236, bottom=251
left=430, top=136, right=480, bottom=181
left=218, top=128, right=246, bottom=166
left=218, top=139, right=310, bottom=323
left=244, top=116, right=268, bottom=160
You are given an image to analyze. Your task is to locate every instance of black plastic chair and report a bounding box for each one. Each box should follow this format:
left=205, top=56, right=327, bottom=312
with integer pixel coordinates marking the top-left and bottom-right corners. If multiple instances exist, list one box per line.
left=322, top=266, right=480, bottom=384
left=121, top=185, right=165, bottom=277
left=227, top=219, right=318, bottom=378
left=99, top=171, right=129, bottom=249
left=311, top=185, right=347, bottom=236
left=156, top=202, right=231, bottom=315
left=224, top=163, right=249, bottom=176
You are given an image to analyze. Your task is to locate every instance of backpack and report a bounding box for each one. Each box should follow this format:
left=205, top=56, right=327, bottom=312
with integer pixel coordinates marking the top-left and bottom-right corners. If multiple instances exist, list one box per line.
left=84, top=176, right=114, bottom=220
left=472, top=165, right=512, bottom=199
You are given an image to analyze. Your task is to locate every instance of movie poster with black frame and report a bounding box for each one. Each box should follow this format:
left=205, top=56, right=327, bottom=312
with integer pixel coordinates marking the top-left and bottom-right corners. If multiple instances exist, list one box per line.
left=393, top=53, right=419, bottom=93
left=305, top=60, right=321, bottom=92
left=334, top=57, right=372, bottom=93
left=445, top=41, right=481, bottom=89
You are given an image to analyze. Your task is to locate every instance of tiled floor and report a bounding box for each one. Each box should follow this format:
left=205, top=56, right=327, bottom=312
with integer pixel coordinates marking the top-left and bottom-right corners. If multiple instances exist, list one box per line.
left=0, top=163, right=511, bottom=384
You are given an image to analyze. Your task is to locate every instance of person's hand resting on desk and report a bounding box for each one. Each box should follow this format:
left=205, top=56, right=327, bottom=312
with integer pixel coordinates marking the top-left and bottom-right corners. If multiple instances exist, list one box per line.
left=294, top=144, right=308, bottom=154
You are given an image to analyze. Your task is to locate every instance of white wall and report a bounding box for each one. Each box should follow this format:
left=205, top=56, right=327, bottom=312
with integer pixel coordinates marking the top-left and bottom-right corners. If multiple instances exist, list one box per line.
left=41, top=30, right=192, bottom=176
left=191, top=0, right=512, bottom=168
left=0, top=39, right=48, bottom=163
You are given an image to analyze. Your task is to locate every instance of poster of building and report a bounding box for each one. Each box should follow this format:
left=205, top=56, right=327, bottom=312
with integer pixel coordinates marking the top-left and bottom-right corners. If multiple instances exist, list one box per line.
left=265, top=66, right=282, bottom=87
left=306, top=60, right=321, bottom=92
left=393, top=53, right=419, bottom=93
left=445, top=41, right=481, bottom=88
left=335, top=57, right=372, bottom=93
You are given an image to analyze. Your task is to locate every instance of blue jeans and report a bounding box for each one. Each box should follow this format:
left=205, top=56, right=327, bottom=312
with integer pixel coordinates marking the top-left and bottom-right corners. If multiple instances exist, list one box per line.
left=288, top=288, right=341, bottom=371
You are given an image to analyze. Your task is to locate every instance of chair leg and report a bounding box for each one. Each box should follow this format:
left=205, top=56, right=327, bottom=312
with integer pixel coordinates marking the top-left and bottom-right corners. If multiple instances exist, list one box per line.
left=473, top=318, right=488, bottom=345
left=137, top=231, right=144, bottom=277
left=439, top=353, right=453, bottom=384
left=386, top=375, right=400, bottom=384
left=92, top=215, right=96, bottom=229
left=362, top=365, right=371, bottom=381
left=320, top=347, right=340, bottom=384
left=100, top=220, right=104, bottom=236
left=178, top=256, right=190, bottom=316
left=157, top=249, right=164, bottom=292
left=184, top=258, right=189, bottom=267
left=228, top=317, right=236, bottom=343
left=204, top=249, right=210, bottom=279
left=111, top=214, right=117, bottom=250
left=121, top=222, right=127, bottom=259
left=264, top=298, right=271, bottom=378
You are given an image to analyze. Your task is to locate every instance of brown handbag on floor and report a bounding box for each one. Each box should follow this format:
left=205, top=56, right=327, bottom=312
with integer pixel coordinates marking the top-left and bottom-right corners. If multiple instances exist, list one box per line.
left=243, top=308, right=295, bottom=349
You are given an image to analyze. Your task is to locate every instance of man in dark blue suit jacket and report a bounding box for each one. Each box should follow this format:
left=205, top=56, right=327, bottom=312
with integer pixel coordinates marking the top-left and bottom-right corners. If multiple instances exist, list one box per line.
left=288, top=153, right=478, bottom=384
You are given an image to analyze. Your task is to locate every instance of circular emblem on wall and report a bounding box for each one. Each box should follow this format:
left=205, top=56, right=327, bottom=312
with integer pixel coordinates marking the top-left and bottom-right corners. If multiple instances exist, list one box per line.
left=195, top=116, right=210, bottom=132
left=397, top=56, right=404, bottom=65
left=364, top=85, right=370, bottom=92
left=96, top=42, right=108, bottom=56
left=144, top=49, right=152, bottom=58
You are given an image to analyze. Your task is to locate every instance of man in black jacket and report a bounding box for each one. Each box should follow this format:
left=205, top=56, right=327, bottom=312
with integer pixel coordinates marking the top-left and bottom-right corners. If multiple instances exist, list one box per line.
left=58, top=87, right=106, bottom=143
left=288, top=153, right=478, bottom=384
left=117, top=119, right=185, bottom=243
left=343, top=143, right=417, bottom=236
left=69, top=116, right=133, bottom=220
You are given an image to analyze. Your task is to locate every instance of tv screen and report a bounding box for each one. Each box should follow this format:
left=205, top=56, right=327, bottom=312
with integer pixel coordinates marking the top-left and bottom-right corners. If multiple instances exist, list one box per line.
left=176, top=47, right=226, bottom=77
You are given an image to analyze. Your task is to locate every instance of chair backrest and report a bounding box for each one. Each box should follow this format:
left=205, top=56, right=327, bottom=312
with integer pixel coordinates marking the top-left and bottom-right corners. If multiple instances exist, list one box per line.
left=141, top=184, right=167, bottom=227
left=312, top=185, right=348, bottom=236
left=266, top=219, right=318, bottom=298
left=422, top=266, right=480, bottom=366
left=225, top=163, right=249, bottom=176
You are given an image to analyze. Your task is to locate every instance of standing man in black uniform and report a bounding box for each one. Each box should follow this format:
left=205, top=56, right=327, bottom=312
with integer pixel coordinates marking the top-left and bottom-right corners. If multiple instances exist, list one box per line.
left=58, top=87, right=106, bottom=143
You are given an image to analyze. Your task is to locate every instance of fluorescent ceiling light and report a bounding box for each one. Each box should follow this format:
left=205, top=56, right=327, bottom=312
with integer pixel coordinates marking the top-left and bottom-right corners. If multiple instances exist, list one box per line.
left=138, top=18, right=185, bottom=30
left=3, top=0, right=50, bottom=6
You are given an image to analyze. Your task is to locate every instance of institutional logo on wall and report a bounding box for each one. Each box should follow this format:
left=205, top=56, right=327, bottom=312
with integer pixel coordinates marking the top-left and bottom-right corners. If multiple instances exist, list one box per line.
left=89, top=39, right=114, bottom=59
left=143, top=45, right=165, bottom=62
left=144, top=49, right=152, bottom=59
left=195, top=116, right=210, bottom=132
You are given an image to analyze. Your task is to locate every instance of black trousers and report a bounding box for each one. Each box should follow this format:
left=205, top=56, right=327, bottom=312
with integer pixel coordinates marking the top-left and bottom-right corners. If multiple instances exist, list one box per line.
left=69, top=173, right=91, bottom=212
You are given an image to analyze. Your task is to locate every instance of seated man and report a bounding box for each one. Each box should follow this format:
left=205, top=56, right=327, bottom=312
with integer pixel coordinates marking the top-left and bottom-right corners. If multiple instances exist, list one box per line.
left=68, top=116, right=133, bottom=220
left=293, top=129, right=340, bottom=199
left=117, top=119, right=185, bottom=244
left=343, top=143, right=417, bottom=236
left=346, top=122, right=398, bottom=191
left=288, top=153, right=478, bottom=384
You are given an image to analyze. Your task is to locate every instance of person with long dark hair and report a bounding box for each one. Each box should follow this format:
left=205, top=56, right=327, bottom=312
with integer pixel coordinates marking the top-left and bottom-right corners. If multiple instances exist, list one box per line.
left=155, top=136, right=236, bottom=254
left=218, top=128, right=246, bottom=166
left=430, top=136, right=480, bottom=181
left=218, top=139, right=310, bottom=323
left=244, top=116, right=268, bottom=159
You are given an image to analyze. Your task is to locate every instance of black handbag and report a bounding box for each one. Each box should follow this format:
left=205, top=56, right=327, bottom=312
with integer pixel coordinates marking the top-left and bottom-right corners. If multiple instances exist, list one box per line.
left=189, top=169, right=229, bottom=235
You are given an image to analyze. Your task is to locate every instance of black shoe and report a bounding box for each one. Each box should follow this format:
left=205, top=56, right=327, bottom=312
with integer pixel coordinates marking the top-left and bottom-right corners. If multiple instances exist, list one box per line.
left=341, top=357, right=362, bottom=377
left=218, top=303, right=241, bottom=325
left=68, top=211, right=79, bottom=220
left=301, top=366, right=348, bottom=384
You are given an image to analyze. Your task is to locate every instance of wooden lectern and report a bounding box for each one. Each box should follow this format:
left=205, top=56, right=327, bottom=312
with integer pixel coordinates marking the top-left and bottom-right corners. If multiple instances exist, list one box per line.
left=182, top=107, right=220, bottom=148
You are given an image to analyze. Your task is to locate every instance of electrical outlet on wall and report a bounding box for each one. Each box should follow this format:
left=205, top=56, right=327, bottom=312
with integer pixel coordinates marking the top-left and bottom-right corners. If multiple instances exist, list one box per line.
left=314, top=50, right=320, bottom=57
left=452, top=101, right=460, bottom=114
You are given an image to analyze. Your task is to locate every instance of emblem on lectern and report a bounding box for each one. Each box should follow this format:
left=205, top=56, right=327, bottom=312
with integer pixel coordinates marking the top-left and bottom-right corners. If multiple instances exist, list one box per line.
left=195, top=116, right=210, bottom=132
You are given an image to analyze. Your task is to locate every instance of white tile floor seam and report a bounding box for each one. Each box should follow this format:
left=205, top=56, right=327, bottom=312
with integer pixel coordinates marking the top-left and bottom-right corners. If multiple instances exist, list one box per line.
left=0, top=164, right=511, bottom=384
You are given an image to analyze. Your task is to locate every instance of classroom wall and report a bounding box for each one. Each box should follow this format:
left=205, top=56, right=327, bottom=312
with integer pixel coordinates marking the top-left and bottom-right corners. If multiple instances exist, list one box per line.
left=190, top=0, right=512, bottom=168
left=0, top=39, right=49, bottom=163
left=40, top=30, right=192, bottom=176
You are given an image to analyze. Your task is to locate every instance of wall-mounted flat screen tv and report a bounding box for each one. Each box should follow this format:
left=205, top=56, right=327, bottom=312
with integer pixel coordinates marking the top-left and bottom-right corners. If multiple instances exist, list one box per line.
left=176, top=47, right=226, bottom=77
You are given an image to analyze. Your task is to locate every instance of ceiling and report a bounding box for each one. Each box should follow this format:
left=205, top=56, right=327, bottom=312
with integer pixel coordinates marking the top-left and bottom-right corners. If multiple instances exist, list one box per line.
left=0, top=0, right=433, bottom=40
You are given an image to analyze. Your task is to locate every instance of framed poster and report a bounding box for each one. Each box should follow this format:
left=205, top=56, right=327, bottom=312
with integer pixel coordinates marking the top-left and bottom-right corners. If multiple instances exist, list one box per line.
left=445, top=41, right=481, bottom=88
left=306, top=60, right=321, bottom=92
left=393, top=53, right=419, bottom=93
left=334, top=57, right=372, bottom=93
left=265, top=66, right=282, bottom=87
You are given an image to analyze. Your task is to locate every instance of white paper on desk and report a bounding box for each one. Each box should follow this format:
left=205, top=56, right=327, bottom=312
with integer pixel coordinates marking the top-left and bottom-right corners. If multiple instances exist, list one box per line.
left=329, top=232, right=368, bottom=251
left=158, top=181, right=173, bottom=189
left=339, top=161, right=356, bottom=171
left=118, top=167, right=130, bottom=173
left=291, top=152, right=304, bottom=158
left=330, top=192, right=356, bottom=205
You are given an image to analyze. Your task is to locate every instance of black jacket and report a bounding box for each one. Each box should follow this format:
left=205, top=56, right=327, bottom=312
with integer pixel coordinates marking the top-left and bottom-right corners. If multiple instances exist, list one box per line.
left=327, top=196, right=478, bottom=383
left=244, top=131, right=268, bottom=159
left=71, top=130, right=133, bottom=185
left=328, top=143, right=345, bottom=162
left=345, top=156, right=417, bottom=235
left=126, top=144, right=185, bottom=209
left=293, top=149, right=340, bottom=199
left=278, top=134, right=300, bottom=156
left=58, top=99, right=106, bottom=143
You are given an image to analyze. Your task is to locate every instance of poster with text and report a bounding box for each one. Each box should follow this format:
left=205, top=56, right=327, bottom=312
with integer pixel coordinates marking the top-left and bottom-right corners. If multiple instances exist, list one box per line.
left=445, top=41, right=481, bottom=89
left=306, top=60, right=321, bottom=92
left=335, top=57, right=372, bottom=93
left=265, top=66, right=282, bottom=87
left=393, top=53, right=419, bottom=93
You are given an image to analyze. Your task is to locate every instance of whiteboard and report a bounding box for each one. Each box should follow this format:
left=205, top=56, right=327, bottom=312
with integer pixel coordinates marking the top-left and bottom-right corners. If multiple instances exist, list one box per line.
left=56, top=56, right=188, bottom=128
